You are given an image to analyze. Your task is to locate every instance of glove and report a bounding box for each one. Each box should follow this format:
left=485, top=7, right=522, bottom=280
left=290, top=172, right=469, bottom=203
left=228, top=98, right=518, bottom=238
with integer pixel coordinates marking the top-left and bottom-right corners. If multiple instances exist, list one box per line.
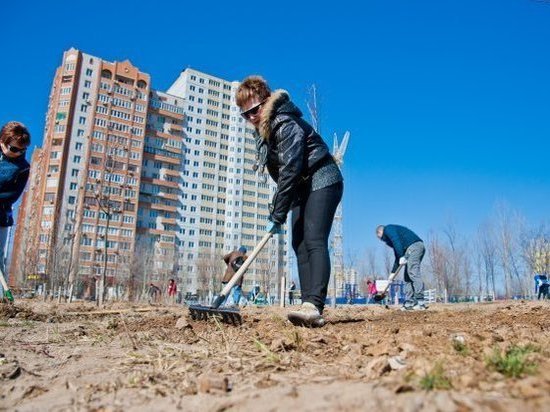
left=399, top=257, right=408, bottom=265
left=267, top=221, right=282, bottom=234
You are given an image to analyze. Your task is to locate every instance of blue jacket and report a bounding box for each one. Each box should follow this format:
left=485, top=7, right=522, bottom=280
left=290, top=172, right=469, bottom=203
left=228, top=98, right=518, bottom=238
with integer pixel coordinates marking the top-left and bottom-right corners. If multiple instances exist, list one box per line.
left=534, top=274, right=549, bottom=293
left=0, top=153, right=30, bottom=227
left=381, top=224, right=422, bottom=272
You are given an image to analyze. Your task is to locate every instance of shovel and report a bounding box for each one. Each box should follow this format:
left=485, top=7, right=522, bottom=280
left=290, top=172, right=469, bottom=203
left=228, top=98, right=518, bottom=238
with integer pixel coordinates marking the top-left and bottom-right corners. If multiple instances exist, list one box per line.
left=373, top=262, right=405, bottom=302
left=0, top=266, right=14, bottom=303
left=188, top=231, right=273, bottom=325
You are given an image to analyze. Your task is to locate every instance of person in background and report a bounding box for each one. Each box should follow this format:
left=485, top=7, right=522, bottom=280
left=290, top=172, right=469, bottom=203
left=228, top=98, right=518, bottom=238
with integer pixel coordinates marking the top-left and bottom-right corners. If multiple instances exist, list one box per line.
left=534, top=273, right=549, bottom=300
left=366, top=279, right=377, bottom=304
left=222, top=246, right=247, bottom=306
left=0, top=122, right=31, bottom=301
left=236, top=76, right=343, bottom=328
left=288, top=281, right=296, bottom=305
left=377, top=224, right=426, bottom=310
left=167, top=278, right=177, bottom=304
left=148, top=283, right=161, bottom=304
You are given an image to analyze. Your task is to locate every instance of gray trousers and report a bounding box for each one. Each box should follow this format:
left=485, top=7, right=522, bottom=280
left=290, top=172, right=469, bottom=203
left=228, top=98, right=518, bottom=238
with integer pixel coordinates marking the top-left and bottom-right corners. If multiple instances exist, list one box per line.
left=404, top=241, right=425, bottom=303
left=0, top=226, right=9, bottom=296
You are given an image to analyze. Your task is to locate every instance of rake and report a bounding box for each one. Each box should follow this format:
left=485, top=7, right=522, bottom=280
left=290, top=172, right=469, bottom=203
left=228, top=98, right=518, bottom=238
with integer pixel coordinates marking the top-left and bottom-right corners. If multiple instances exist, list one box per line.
left=188, top=231, right=273, bottom=325
left=373, top=262, right=405, bottom=302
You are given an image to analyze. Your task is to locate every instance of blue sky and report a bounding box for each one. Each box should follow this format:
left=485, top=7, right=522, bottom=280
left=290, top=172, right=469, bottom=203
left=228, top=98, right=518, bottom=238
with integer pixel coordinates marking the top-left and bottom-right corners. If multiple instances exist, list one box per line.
left=1, top=0, right=549, bottom=264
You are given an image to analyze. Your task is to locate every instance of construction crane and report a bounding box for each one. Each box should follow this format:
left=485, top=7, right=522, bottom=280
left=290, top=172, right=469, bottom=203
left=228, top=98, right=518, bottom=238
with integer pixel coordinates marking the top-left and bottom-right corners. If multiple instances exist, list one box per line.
left=305, top=85, right=350, bottom=306
left=331, top=131, right=349, bottom=306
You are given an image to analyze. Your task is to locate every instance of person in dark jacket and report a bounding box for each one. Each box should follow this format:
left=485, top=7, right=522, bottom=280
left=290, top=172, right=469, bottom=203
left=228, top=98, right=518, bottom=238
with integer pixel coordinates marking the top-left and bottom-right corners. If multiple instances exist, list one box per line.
left=222, top=246, right=247, bottom=306
left=0, top=122, right=30, bottom=300
left=377, top=224, right=426, bottom=310
left=148, top=283, right=161, bottom=303
left=534, top=274, right=549, bottom=300
left=288, top=280, right=296, bottom=305
left=236, top=76, right=343, bottom=327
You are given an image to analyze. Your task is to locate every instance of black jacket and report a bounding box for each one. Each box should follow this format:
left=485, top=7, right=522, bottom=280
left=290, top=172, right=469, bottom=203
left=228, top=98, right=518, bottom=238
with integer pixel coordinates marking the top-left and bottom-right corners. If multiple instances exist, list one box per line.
left=257, top=90, right=332, bottom=224
left=381, top=224, right=423, bottom=272
left=0, top=153, right=30, bottom=227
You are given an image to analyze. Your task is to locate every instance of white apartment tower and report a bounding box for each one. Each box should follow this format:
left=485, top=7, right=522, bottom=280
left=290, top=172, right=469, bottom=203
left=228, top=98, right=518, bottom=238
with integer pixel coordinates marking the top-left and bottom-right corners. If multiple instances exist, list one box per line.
left=168, top=69, right=290, bottom=296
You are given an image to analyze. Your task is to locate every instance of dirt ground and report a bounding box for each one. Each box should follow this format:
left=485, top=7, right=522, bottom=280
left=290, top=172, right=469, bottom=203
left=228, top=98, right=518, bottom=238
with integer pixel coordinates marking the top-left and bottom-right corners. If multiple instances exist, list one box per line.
left=1, top=300, right=549, bottom=412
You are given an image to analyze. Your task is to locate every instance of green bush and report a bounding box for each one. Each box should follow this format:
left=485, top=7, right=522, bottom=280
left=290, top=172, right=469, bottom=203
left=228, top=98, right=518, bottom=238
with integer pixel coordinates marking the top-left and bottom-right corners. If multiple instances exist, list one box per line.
left=486, top=345, right=538, bottom=378
left=420, top=363, right=452, bottom=391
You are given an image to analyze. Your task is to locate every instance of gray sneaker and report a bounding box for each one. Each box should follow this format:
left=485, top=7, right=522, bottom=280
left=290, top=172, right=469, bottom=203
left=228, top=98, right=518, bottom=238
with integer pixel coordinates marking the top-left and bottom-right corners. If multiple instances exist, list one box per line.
left=400, top=301, right=415, bottom=311
left=287, top=302, right=325, bottom=328
left=411, top=302, right=428, bottom=310
left=401, top=301, right=428, bottom=311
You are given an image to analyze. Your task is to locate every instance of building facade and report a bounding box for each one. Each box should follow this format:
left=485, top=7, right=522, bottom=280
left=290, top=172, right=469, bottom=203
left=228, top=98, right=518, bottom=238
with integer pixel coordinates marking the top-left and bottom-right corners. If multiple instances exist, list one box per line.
left=136, top=90, right=185, bottom=289
left=167, top=68, right=289, bottom=297
left=11, top=50, right=290, bottom=299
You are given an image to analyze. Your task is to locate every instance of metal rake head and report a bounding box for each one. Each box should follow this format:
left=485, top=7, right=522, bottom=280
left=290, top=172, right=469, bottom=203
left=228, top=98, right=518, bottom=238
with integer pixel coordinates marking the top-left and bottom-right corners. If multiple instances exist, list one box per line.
left=373, top=292, right=387, bottom=302
left=188, top=305, right=242, bottom=325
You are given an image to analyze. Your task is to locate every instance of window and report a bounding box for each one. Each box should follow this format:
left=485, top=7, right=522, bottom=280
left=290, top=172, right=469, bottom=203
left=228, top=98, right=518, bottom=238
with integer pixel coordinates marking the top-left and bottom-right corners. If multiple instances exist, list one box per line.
left=71, top=169, right=79, bottom=177
left=75, top=142, right=83, bottom=151
left=42, top=206, right=54, bottom=215
left=84, top=80, right=91, bottom=88
left=68, top=196, right=76, bottom=204
left=70, top=183, right=77, bottom=190
left=86, top=68, right=93, bottom=76
left=73, top=155, right=81, bottom=163
left=79, top=116, right=86, bottom=125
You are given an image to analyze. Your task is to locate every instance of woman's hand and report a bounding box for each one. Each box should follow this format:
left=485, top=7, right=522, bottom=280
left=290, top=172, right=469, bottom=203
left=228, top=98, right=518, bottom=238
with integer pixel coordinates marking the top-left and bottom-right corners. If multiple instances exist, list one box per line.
left=267, top=221, right=282, bottom=234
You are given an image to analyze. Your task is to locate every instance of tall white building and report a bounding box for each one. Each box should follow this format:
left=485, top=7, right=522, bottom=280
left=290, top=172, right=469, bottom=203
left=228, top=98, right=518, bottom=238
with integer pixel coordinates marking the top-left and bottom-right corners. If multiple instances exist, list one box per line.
left=168, top=68, right=290, bottom=296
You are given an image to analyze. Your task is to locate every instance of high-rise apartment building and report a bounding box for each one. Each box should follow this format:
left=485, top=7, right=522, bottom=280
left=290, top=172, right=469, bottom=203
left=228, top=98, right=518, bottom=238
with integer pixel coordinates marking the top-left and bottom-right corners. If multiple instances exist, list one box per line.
left=10, top=149, right=47, bottom=288
left=136, top=90, right=185, bottom=284
left=168, top=68, right=289, bottom=295
left=11, top=48, right=150, bottom=296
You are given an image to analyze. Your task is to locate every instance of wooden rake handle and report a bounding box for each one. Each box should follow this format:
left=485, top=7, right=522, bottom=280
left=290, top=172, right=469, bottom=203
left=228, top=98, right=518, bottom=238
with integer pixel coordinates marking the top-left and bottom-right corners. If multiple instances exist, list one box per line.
left=212, top=231, right=273, bottom=308
left=379, top=262, right=406, bottom=296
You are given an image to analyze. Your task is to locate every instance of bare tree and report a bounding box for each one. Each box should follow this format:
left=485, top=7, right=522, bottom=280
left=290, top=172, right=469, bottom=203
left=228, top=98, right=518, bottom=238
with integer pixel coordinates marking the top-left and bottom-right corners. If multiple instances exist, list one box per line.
left=477, top=221, right=498, bottom=298
left=254, top=250, right=273, bottom=301
left=196, top=250, right=223, bottom=302
left=365, top=247, right=378, bottom=278
left=495, top=203, right=526, bottom=297
left=520, top=222, right=550, bottom=296
left=125, top=235, right=156, bottom=301
left=442, top=221, right=470, bottom=296
left=426, top=233, right=449, bottom=293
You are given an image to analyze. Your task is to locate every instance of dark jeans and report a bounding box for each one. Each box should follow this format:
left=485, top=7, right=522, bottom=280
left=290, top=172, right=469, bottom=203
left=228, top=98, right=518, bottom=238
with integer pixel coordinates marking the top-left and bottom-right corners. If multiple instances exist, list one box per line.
left=291, top=181, right=343, bottom=313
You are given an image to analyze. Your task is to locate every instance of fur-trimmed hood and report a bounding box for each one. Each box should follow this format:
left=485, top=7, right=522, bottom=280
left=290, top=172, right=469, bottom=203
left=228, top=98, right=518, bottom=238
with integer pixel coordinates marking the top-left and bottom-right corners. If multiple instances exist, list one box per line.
left=259, top=90, right=302, bottom=140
